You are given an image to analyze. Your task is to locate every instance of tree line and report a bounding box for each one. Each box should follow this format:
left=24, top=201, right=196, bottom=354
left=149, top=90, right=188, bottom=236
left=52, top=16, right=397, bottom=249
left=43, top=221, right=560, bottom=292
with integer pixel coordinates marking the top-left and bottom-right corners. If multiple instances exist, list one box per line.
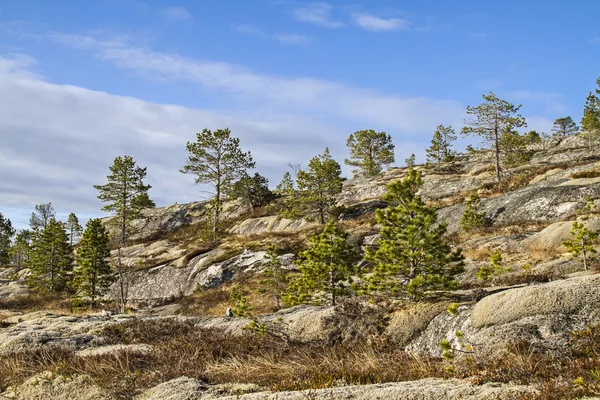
left=1, top=76, right=598, bottom=309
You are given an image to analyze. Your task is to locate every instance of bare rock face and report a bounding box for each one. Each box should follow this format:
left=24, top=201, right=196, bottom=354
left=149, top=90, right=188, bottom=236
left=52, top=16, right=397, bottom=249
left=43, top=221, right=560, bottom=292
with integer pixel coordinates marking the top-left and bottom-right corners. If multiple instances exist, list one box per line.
left=229, top=215, right=315, bottom=236
left=137, top=377, right=534, bottom=400
left=108, top=249, right=267, bottom=305
left=0, top=372, right=110, bottom=400
left=522, top=219, right=600, bottom=250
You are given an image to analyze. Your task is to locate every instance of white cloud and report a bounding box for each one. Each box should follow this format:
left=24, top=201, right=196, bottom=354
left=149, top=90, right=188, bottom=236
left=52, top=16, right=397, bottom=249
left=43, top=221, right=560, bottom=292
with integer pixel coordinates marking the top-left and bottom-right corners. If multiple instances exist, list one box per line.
left=276, top=33, right=309, bottom=45
left=164, top=6, right=192, bottom=22
left=352, top=13, right=411, bottom=32
left=292, top=3, right=344, bottom=28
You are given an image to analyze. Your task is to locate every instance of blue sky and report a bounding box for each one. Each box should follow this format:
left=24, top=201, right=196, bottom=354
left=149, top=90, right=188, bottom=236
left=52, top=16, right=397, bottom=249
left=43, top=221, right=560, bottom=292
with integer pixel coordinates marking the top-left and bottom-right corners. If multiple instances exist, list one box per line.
left=1, top=0, right=599, bottom=229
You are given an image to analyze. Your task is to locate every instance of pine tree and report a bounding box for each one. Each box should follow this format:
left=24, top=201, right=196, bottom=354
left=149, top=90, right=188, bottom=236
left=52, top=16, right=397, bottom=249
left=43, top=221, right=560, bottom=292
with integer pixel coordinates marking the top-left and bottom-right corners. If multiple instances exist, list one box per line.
left=180, top=128, right=255, bottom=239
left=28, top=218, right=73, bottom=292
left=276, top=171, right=302, bottom=220
left=344, top=129, right=395, bottom=177
left=563, top=221, right=599, bottom=271
left=285, top=222, right=359, bottom=306
left=66, top=213, right=83, bottom=248
left=275, top=172, right=295, bottom=195
left=365, top=169, right=464, bottom=298
left=524, top=130, right=542, bottom=144
left=0, top=213, right=15, bottom=266
left=29, top=203, right=55, bottom=232
left=230, top=172, right=276, bottom=208
left=405, top=153, right=416, bottom=168
left=131, top=192, right=156, bottom=209
left=462, top=92, right=527, bottom=182
left=94, top=155, right=152, bottom=312
left=551, top=117, right=579, bottom=138
left=426, top=125, right=456, bottom=168
left=259, top=245, right=289, bottom=310
left=499, top=128, right=531, bottom=167
left=94, top=155, right=152, bottom=245
left=460, top=194, right=488, bottom=232
left=581, top=92, right=600, bottom=148
left=229, top=283, right=253, bottom=317
left=296, top=148, right=344, bottom=224
left=73, top=219, right=113, bottom=309
left=10, top=230, right=31, bottom=268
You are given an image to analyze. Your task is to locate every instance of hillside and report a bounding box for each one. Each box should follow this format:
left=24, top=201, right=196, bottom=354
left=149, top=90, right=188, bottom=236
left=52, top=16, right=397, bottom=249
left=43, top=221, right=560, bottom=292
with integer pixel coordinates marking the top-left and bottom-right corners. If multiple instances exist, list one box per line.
left=3, top=134, right=600, bottom=399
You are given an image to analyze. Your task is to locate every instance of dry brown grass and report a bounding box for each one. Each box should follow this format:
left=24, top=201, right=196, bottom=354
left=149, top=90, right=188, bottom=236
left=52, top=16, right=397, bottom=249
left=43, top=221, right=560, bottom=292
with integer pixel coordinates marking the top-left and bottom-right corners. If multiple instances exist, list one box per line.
left=526, top=244, right=562, bottom=263
left=0, top=293, right=102, bottom=316
left=462, top=247, right=494, bottom=261
left=2, top=318, right=600, bottom=399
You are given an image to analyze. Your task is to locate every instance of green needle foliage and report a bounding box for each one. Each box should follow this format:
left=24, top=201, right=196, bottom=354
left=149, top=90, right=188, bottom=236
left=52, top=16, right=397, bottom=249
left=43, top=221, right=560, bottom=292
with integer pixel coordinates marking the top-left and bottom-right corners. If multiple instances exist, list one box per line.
left=229, top=283, right=253, bottom=317
left=365, top=169, right=464, bottom=299
left=345, top=129, right=395, bottom=177
left=426, top=125, right=457, bottom=168
left=285, top=222, right=359, bottom=306
left=73, top=218, right=114, bottom=309
left=551, top=116, right=579, bottom=138
left=405, top=153, right=416, bottom=168
left=296, top=148, right=344, bottom=224
left=180, top=128, right=255, bottom=239
left=462, top=92, right=527, bottom=182
left=460, top=194, right=489, bottom=232
left=94, top=155, right=152, bottom=244
left=0, top=213, right=15, bottom=266
left=28, top=218, right=73, bottom=292
left=66, top=213, right=82, bottom=249
left=10, top=230, right=31, bottom=268
left=476, top=252, right=507, bottom=281
left=581, top=91, right=600, bottom=148
left=563, top=222, right=599, bottom=271
left=230, top=172, right=276, bottom=208
left=259, top=245, right=290, bottom=310
left=29, top=203, right=56, bottom=233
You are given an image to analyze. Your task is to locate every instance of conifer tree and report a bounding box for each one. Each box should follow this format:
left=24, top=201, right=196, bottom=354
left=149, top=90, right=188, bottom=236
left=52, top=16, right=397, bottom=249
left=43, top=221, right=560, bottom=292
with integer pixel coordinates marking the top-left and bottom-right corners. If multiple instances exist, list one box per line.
left=230, top=172, right=275, bottom=208
left=229, top=283, right=253, bottom=317
left=0, top=213, right=15, bottom=266
left=181, top=128, right=255, bottom=239
left=285, top=222, right=359, bottom=306
left=405, top=153, right=416, bottom=168
left=365, top=169, right=464, bottom=298
left=499, top=128, right=531, bottom=167
left=275, top=172, right=295, bottom=195
left=259, top=245, right=289, bottom=310
left=344, top=129, right=395, bottom=177
left=10, top=230, right=31, bottom=268
left=94, top=155, right=152, bottom=245
left=28, top=218, right=72, bottom=292
left=551, top=117, right=579, bottom=138
left=29, top=203, right=55, bottom=232
left=66, top=213, right=82, bottom=248
left=131, top=192, right=156, bottom=209
left=277, top=171, right=302, bottom=220
left=563, top=222, right=599, bottom=271
left=460, top=194, right=488, bottom=232
left=462, top=92, right=527, bottom=182
left=426, top=125, right=456, bottom=168
left=73, top=218, right=113, bottom=309
left=581, top=92, right=600, bottom=148
left=296, top=148, right=344, bottom=224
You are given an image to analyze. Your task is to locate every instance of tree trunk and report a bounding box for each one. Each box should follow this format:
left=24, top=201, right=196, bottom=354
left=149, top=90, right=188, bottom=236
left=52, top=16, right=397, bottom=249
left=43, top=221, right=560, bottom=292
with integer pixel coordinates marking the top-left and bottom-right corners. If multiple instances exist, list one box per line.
left=582, top=238, right=588, bottom=271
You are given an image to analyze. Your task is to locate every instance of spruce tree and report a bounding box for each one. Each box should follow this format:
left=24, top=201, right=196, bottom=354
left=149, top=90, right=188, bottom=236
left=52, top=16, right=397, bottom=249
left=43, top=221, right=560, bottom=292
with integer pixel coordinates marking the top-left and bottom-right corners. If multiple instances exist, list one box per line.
left=28, top=218, right=73, bottom=292
left=285, top=222, right=359, bottom=306
left=426, top=125, right=457, bottom=168
left=180, top=128, right=255, bottom=239
left=66, top=213, right=83, bottom=248
left=344, top=129, right=395, bottom=177
left=365, top=169, right=464, bottom=298
left=0, top=213, right=15, bottom=266
left=462, top=92, right=527, bottom=182
left=296, top=148, right=344, bottom=224
left=73, top=218, right=113, bottom=309
left=29, top=203, right=55, bottom=232
left=551, top=117, right=579, bottom=138
left=259, top=245, right=289, bottom=310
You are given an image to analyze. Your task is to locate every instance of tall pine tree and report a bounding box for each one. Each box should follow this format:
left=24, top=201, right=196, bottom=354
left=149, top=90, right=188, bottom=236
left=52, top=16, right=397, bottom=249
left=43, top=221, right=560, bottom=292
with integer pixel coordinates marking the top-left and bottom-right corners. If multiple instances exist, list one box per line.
left=285, top=222, right=359, bottom=306
left=581, top=92, right=600, bottom=148
left=296, top=148, right=344, bottom=224
left=73, top=218, right=113, bottom=309
left=551, top=116, right=579, bottom=138
left=462, top=92, right=527, bottom=182
left=426, top=125, right=457, bottom=168
left=0, top=213, right=15, bottom=266
left=180, top=128, right=255, bottom=239
left=29, top=203, right=55, bottom=233
left=66, top=213, right=82, bottom=248
left=365, top=169, right=464, bottom=298
left=344, top=130, right=395, bottom=177
left=28, top=218, right=72, bottom=292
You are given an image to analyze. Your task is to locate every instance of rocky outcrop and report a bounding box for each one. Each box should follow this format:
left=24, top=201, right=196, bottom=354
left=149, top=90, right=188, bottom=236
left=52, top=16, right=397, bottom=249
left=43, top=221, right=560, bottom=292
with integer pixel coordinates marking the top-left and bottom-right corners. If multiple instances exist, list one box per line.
left=137, top=377, right=534, bottom=400
left=108, top=249, right=268, bottom=304
left=229, top=215, right=315, bottom=236
left=0, top=372, right=110, bottom=400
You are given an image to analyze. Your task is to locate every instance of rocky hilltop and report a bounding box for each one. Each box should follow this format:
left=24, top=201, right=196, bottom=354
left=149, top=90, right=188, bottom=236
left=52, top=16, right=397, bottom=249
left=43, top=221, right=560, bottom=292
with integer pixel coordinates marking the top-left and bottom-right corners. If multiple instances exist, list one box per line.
left=3, top=134, right=600, bottom=399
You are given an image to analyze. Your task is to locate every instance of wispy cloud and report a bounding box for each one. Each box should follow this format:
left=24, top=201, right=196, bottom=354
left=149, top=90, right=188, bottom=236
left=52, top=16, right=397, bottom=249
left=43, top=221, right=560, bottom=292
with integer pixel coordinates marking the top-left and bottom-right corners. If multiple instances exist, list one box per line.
left=352, top=13, right=411, bottom=32
left=292, top=3, right=344, bottom=28
left=164, top=6, right=193, bottom=22
left=236, top=24, right=265, bottom=37
left=276, top=33, right=309, bottom=45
